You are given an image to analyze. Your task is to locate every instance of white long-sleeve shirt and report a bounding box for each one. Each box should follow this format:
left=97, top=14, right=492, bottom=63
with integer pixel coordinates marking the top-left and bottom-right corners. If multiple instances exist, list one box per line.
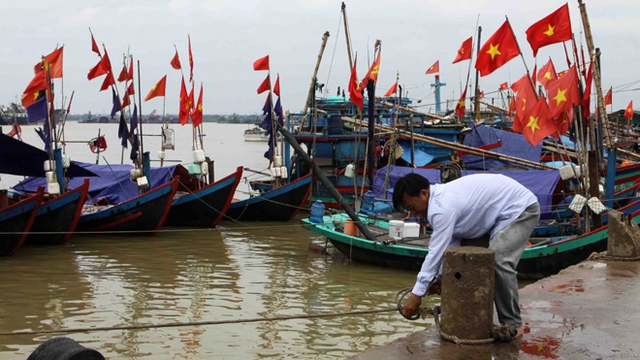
left=412, top=173, right=538, bottom=296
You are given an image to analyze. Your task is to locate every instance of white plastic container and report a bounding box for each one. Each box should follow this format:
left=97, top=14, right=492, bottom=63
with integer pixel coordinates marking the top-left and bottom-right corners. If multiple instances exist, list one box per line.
left=389, top=220, right=404, bottom=240
left=47, top=181, right=60, bottom=195
left=404, top=222, right=420, bottom=238
left=280, top=166, right=288, bottom=179
left=158, top=150, right=166, bottom=160
left=200, top=162, right=209, bottom=175
left=273, top=154, right=282, bottom=167
left=344, top=163, right=355, bottom=178
left=43, top=160, right=56, bottom=172
left=130, top=168, right=142, bottom=182
left=45, top=170, right=56, bottom=183
left=136, top=176, right=149, bottom=190
left=192, top=149, right=205, bottom=163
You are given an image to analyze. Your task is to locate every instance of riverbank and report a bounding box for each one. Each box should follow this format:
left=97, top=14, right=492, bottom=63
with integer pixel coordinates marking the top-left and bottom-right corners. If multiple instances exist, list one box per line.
left=352, top=257, right=640, bottom=359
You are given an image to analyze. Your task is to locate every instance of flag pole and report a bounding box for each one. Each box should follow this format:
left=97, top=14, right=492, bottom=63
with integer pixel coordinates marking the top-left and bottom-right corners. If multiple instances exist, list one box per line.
left=473, top=26, right=482, bottom=124
left=505, top=16, right=536, bottom=99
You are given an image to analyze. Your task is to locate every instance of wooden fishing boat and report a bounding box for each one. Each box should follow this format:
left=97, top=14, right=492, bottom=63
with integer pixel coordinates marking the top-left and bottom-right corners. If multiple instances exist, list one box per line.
left=164, top=166, right=243, bottom=227
left=301, top=198, right=640, bottom=279
left=225, top=173, right=312, bottom=221
left=24, top=179, right=89, bottom=245
left=0, top=189, right=44, bottom=256
left=76, top=178, right=179, bottom=235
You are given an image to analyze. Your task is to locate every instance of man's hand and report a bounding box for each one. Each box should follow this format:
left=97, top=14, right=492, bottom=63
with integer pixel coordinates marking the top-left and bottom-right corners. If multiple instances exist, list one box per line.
left=402, top=293, right=422, bottom=319
left=426, top=275, right=442, bottom=295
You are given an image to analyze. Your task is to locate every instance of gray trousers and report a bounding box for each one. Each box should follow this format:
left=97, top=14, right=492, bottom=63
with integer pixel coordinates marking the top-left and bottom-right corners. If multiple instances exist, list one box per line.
left=462, top=202, right=540, bottom=327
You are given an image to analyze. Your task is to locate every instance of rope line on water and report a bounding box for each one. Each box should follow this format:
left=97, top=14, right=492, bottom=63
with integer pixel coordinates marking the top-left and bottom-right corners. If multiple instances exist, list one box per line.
left=0, top=308, right=396, bottom=336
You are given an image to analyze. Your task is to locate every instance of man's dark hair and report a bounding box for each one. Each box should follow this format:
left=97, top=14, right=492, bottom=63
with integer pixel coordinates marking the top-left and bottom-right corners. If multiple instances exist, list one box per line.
left=392, top=173, right=430, bottom=212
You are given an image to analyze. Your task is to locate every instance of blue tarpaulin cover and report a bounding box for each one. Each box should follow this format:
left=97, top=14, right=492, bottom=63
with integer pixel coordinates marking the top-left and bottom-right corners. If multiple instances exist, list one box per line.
left=13, top=162, right=178, bottom=205
left=398, top=141, right=435, bottom=166
left=372, top=165, right=560, bottom=218
left=461, top=123, right=542, bottom=170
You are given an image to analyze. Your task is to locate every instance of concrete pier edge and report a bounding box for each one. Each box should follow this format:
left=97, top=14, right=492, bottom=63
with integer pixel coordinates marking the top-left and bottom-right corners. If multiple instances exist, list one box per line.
left=352, top=257, right=640, bottom=359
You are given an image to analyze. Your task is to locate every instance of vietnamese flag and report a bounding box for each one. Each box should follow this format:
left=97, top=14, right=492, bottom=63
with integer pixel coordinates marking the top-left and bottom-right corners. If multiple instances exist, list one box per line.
left=475, top=20, right=520, bottom=77
left=536, top=58, right=558, bottom=89
left=257, top=74, right=270, bottom=94
left=178, top=76, right=189, bottom=125
left=23, top=71, right=47, bottom=97
left=191, top=82, right=203, bottom=127
left=144, top=75, right=167, bottom=101
left=521, top=94, right=554, bottom=146
left=253, top=55, right=269, bottom=71
left=554, top=107, right=573, bottom=137
left=525, top=3, right=572, bottom=56
left=604, top=87, right=612, bottom=106
left=34, top=46, right=64, bottom=79
left=384, top=82, right=397, bottom=97
left=425, top=60, right=439, bottom=74
left=453, top=37, right=472, bottom=64
left=513, top=76, right=538, bottom=133
left=455, top=88, right=467, bottom=119
left=349, top=57, right=363, bottom=110
left=499, top=82, right=509, bottom=90
left=624, top=101, right=634, bottom=120
left=359, top=50, right=381, bottom=89
left=511, top=76, right=525, bottom=93
left=546, top=65, right=579, bottom=120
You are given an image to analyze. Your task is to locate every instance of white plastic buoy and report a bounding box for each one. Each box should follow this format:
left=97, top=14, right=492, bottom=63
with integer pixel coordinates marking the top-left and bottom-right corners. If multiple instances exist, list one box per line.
left=158, top=150, right=166, bottom=160
left=61, top=154, right=71, bottom=169
left=43, top=160, right=55, bottom=172
left=273, top=154, right=282, bottom=167
left=345, top=163, right=355, bottom=178
left=136, top=176, right=149, bottom=190
left=200, top=162, right=209, bottom=175
left=280, top=166, right=288, bottom=179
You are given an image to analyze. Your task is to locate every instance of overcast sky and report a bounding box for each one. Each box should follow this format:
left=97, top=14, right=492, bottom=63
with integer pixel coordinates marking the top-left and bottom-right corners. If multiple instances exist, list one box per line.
left=1, top=0, right=638, bottom=117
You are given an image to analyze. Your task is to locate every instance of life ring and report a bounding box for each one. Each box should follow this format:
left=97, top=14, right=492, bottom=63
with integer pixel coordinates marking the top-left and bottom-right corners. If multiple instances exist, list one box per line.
left=7, top=123, right=22, bottom=139
left=89, top=136, right=107, bottom=153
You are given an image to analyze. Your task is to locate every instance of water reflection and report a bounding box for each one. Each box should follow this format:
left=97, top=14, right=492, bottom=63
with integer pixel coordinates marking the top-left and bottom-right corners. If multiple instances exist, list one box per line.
left=1, top=220, right=434, bottom=359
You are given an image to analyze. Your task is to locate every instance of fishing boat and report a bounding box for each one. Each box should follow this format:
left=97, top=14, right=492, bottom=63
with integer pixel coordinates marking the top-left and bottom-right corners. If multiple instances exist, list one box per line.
left=243, top=126, right=270, bottom=142
left=0, top=189, right=44, bottom=256
left=23, top=179, right=90, bottom=245
left=76, top=178, right=178, bottom=235
left=301, top=198, right=640, bottom=280
left=164, top=166, right=243, bottom=227
left=225, top=173, right=312, bottom=222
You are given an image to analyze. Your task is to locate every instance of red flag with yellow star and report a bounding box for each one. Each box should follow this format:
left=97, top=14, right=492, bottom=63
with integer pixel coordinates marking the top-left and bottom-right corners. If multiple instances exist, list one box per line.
left=425, top=60, right=439, bottom=75
left=499, top=82, right=509, bottom=90
left=191, top=83, right=203, bottom=127
left=144, top=75, right=167, bottom=101
left=359, top=50, right=381, bottom=89
left=511, top=76, right=525, bottom=93
left=178, top=76, right=189, bottom=125
left=349, top=57, right=364, bottom=109
left=536, top=58, right=558, bottom=89
left=526, top=4, right=572, bottom=57
left=513, top=76, right=538, bottom=133
left=624, top=101, right=634, bottom=120
left=34, top=46, right=64, bottom=79
left=521, top=94, right=555, bottom=146
left=475, top=20, right=520, bottom=77
left=453, top=37, right=472, bottom=64
left=546, top=65, right=579, bottom=120
left=455, top=88, right=467, bottom=119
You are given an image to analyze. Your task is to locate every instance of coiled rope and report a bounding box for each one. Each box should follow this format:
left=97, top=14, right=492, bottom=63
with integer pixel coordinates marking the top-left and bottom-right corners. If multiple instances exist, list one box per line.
left=395, top=287, right=518, bottom=344
left=588, top=251, right=640, bottom=262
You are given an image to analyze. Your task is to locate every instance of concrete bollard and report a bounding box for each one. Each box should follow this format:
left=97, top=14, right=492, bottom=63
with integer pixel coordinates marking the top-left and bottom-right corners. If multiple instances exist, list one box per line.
left=440, top=246, right=495, bottom=340
left=607, top=209, right=640, bottom=258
